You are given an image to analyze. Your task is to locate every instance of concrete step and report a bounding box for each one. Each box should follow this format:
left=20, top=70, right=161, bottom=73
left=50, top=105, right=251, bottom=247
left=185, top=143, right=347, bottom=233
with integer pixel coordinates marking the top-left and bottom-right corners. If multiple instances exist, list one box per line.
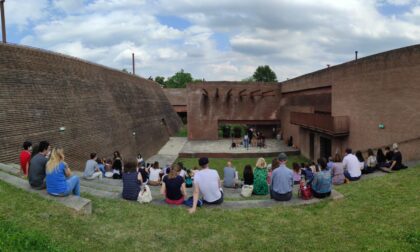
left=0, top=170, right=92, bottom=214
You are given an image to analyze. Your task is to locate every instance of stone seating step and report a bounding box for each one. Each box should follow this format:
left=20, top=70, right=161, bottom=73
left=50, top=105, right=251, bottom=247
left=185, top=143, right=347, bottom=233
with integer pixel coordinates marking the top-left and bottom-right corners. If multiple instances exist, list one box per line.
left=0, top=170, right=92, bottom=214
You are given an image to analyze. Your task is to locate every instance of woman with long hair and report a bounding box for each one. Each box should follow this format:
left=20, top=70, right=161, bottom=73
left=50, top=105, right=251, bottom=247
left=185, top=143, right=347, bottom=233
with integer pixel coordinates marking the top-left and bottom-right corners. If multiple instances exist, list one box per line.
left=112, top=151, right=123, bottom=179
left=243, top=164, right=254, bottom=185
left=253, top=157, right=268, bottom=195
left=45, top=147, right=80, bottom=196
left=160, top=164, right=187, bottom=205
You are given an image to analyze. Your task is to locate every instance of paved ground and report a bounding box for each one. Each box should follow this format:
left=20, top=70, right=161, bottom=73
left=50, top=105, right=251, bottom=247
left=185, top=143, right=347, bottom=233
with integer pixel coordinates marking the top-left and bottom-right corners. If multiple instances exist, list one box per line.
left=180, top=139, right=299, bottom=156
left=146, top=137, right=188, bottom=166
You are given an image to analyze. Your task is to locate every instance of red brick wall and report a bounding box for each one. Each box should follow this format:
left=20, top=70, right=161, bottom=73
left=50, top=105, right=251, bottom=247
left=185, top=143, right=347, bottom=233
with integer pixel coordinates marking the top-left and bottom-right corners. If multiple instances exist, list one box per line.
left=187, top=82, right=281, bottom=140
left=280, top=44, right=420, bottom=161
left=0, top=44, right=182, bottom=170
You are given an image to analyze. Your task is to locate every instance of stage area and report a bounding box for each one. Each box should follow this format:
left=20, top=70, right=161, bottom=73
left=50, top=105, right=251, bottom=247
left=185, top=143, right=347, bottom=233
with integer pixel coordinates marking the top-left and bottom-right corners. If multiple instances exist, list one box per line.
left=179, top=138, right=299, bottom=158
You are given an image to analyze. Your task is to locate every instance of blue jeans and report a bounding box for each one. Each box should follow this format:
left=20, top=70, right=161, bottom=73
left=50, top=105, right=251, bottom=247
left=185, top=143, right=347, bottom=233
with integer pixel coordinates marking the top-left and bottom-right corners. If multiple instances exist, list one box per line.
left=344, top=170, right=361, bottom=181
left=65, top=176, right=80, bottom=196
left=244, top=139, right=249, bottom=149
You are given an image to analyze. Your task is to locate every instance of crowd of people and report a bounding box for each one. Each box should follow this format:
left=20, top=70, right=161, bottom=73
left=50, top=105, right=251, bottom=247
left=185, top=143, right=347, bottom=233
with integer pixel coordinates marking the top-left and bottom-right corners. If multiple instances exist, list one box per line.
left=19, top=140, right=407, bottom=214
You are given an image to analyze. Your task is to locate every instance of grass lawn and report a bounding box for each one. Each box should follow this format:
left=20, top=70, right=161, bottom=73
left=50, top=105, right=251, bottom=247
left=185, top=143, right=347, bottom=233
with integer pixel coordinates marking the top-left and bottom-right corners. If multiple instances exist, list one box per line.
left=175, top=125, right=188, bottom=137
left=176, top=155, right=309, bottom=179
left=0, top=167, right=419, bottom=251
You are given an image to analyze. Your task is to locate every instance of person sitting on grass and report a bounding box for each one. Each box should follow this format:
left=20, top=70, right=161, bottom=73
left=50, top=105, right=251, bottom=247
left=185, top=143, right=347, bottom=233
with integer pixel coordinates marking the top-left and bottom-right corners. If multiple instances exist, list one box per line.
left=267, top=158, right=279, bottom=185
left=253, top=157, right=269, bottom=195
left=355, top=151, right=366, bottom=173
left=270, top=153, right=293, bottom=201
left=301, top=163, right=314, bottom=184
left=223, top=161, right=239, bottom=188
left=376, top=148, right=387, bottom=168
left=384, top=146, right=394, bottom=162
left=381, top=143, right=406, bottom=172
left=112, top=151, right=123, bottom=179
left=311, top=158, right=332, bottom=198
left=243, top=164, right=254, bottom=186
left=83, top=153, right=103, bottom=180
left=189, top=157, right=223, bottom=214
left=29, top=141, right=50, bottom=190
left=46, top=147, right=80, bottom=197
left=343, top=148, right=362, bottom=181
left=122, top=160, right=142, bottom=201
left=148, top=161, right=163, bottom=186
left=365, top=149, right=377, bottom=174
left=161, top=164, right=187, bottom=205
left=292, top=162, right=301, bottom=185
left=20, top=141, right=32, bottom=177
left=331, top=154, right=345, bottom=185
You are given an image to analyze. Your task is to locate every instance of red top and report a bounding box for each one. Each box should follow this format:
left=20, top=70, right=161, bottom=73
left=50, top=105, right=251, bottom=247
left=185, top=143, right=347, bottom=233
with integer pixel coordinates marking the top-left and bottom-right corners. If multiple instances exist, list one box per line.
left=20, top=150, right=31, bottom=176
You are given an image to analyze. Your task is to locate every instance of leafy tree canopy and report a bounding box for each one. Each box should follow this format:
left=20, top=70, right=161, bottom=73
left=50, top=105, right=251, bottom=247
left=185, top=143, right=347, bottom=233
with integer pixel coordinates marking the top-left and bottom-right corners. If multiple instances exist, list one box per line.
left=252, top=65, right=277, bottom=82
left=164, top=69, right=194, bottom=88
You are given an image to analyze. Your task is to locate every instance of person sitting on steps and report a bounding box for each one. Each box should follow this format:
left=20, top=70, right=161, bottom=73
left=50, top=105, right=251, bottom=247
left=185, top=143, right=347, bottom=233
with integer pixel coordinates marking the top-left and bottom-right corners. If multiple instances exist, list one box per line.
left=343, top=148, right=362, bottom=181
left=270, top=153, right=293, bottom=201
left=46, top=147, right=80, bottom=197
left=188, top=157, right=223, bottom=214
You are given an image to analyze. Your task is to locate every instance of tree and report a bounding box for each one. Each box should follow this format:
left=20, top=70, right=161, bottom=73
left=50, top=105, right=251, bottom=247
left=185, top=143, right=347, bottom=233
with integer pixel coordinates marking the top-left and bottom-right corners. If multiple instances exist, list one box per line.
left=252, top=65, right=277, bottom=82
left=154, top=76, right=165, bottom=86
left=241, top=76, right=255, bottom=82
left=164, top=69, right=194, bottom=88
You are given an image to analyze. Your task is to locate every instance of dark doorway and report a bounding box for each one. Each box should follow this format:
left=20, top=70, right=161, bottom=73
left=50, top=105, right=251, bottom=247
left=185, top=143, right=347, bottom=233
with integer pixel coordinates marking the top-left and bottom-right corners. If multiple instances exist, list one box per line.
left=309, top=133, right=315, bottom=161
left=320, top=137, right=331, bottom=160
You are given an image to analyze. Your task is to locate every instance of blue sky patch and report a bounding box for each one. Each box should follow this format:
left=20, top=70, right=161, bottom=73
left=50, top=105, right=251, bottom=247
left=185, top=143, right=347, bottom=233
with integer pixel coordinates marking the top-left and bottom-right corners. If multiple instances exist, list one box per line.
left=156, top=15, right=191, bottom=30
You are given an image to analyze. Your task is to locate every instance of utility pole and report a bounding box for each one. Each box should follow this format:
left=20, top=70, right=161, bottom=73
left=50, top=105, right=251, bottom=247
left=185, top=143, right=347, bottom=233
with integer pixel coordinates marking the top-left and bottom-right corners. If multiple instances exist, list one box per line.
left=0, top=0, right=6, bottom=43
left=132, top=53, right=135, bottom=75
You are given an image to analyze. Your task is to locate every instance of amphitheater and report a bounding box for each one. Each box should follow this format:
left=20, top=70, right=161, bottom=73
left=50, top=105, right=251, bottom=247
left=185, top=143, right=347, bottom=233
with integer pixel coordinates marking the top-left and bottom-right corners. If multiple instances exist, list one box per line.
left=0, top=43, right=420, bottom=214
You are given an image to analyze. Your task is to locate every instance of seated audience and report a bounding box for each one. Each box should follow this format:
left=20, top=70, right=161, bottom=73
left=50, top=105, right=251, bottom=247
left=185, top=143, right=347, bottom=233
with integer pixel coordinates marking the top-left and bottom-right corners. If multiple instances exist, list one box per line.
left=301, top=163, right=314, bottom=183
left=253, top=157, right=269, bottom=195
left=309, top=162, right=318, bottom=173
left=30, top=144, right=40, bottom=159
left=365, top=149, right=377, bottom=174
left=270, top=153, right=293, bottom=201
left=383, top=143, right=406, bottom=172
left=311, top=158, right=332, bottom=198
left=122, top=161, right=142, bottom=201
left=343, top=148, right=362, bottom=181
left=28, top=141, right=50, bottom=189
left=149, top=161, right=163, bottom=186
left=331, top=154, right=345, bottom=185
left=112, top=151, right=123, bottom=179
left=83, top=153, right=103, bottom=180
left=326, top=157, right=334, bottom=171
left=292, top=162, right=301, bottom=185
left=161, top=164, right=187, bottom=205
left=46, top=147, right=80, bottom=196
left=185, top=169, right=193, bottom=188
left=189, top=157, right=223, bottom=214
left=376, top=148, right=387, bottom=167
left=223, top=161, right=239, bottom=188
left=96, top=158, right=106, bottom=175
left=384, top=146, right=394, bottom=162
left=177, top=162, right=187, bottom=178
left=243, top=165, right=254, bottom=185
left=137, top=153, right=145, bottom=167
left=20, top=141, right=32, bottom=176
left=138, top=165, right=149, bottom=184
left=267, top=159, right=279, bottom=185
left=355, top=151, right=366, bottom=172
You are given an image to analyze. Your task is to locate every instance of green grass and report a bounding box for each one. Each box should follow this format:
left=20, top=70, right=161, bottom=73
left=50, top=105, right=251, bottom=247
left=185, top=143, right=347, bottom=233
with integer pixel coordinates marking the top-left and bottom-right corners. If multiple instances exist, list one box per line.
left=0, top=167, right=419, bottom=251
left=176, top=155, right=309, bottom=179
left=175, top=124, right=188, bottom=137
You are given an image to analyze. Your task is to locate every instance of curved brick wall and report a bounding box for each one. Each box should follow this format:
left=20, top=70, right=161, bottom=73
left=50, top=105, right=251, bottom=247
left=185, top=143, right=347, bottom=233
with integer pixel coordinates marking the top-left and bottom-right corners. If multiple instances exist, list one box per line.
left=0, top=44, right=182, bottom=170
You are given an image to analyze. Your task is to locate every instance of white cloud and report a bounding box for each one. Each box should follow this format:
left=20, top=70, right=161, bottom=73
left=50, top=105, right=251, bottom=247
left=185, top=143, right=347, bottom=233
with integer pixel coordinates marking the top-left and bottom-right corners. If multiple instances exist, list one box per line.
left=9, top=0, right=420, bottom=81
left=5, top=0, right=49, bottom=26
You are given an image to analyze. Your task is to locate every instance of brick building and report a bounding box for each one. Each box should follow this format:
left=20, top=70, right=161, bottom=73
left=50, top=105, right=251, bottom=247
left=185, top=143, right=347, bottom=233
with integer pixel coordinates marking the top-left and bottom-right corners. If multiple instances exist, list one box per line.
left=165, top=44, right=420, bottom=161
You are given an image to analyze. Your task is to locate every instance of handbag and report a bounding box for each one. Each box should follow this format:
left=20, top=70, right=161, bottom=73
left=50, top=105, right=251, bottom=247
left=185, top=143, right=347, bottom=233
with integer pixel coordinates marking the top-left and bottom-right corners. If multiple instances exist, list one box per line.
left=240, top=185, right=253, bottom=198
left=137, top=185, right=153, bottom=203
left=298, top=183, right=313, bottom=200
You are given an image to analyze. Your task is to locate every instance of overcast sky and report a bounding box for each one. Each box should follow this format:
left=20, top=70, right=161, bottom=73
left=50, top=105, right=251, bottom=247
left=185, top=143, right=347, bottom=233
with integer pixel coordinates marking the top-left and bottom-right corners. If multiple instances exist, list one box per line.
left=4, top=0, right=420, bottom=81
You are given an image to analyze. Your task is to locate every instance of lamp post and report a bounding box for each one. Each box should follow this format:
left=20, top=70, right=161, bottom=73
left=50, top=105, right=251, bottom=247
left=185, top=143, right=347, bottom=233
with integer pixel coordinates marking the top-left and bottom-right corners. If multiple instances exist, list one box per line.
left=0, top=0, right=6, bottom=43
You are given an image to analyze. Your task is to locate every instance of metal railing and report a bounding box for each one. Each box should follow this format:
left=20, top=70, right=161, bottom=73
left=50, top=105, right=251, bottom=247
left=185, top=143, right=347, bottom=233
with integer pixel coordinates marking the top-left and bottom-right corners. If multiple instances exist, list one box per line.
left=290, top=112, right=349, bottom=136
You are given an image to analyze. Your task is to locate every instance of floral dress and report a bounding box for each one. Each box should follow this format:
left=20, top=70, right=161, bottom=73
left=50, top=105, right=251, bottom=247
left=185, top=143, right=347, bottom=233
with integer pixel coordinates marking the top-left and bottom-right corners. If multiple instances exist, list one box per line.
left=253, top=167, right=268, bottom=195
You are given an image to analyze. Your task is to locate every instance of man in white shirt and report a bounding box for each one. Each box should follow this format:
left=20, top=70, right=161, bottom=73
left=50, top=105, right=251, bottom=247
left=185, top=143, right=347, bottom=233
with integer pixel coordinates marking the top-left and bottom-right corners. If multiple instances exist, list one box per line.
left=189, top=157, right=223, bottom=214
left=342, top=148, right=362, bottom=181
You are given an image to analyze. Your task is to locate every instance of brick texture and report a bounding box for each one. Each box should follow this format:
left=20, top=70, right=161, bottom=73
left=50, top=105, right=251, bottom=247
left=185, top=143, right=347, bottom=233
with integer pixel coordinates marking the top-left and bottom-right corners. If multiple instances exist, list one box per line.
left=0, top=44, right=182, bottom=170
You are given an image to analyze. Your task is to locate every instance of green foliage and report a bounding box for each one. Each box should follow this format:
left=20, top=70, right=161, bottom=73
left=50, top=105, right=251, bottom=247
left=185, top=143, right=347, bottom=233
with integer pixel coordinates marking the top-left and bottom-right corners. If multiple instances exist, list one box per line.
left=121, top=68, right=129, bottom=73
left=164, top=69, right=193, bottom=88
left=154, top=76, right=165, bottom=86
left=175, top=125, right=188, bottom=137
left=241, top=76, right=255, bottom=82
left=253, top=65, right=278, bottom=82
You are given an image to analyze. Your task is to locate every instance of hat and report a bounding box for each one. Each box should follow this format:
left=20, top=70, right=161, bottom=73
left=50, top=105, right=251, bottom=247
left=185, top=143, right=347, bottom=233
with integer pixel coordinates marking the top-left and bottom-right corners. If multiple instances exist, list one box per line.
left=198, top=157, right=209, bottom=166
left=278, top=153, right=288, bottom=161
